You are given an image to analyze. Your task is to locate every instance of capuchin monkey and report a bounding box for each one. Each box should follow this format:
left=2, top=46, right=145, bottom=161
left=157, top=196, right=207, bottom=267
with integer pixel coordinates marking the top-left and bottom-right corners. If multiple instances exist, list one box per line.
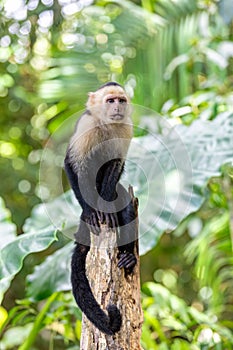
left=64, top=82, right=137, bottom=335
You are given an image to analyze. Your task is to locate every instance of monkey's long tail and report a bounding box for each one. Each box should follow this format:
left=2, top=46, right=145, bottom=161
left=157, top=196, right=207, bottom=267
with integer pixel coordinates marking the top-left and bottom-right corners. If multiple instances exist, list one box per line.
left=71, top=242, right=122, bottom=335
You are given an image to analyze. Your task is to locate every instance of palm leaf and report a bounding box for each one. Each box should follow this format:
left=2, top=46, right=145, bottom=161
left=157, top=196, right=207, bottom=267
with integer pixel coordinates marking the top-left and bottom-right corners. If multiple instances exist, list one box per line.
left=185, top=212, right=233, bottom=314
left=38, top=0, right=223, bottom=114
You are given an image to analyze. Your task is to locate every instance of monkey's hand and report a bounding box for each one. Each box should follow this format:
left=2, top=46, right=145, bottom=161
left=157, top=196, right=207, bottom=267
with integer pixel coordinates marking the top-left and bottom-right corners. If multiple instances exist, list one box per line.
left=96, top=198, right=118, bottom=229
left=117, top=252, right=136, bottom=274
left=81, top=210, right=101, bottom=235
left=97, top=211, right=118, bottom=230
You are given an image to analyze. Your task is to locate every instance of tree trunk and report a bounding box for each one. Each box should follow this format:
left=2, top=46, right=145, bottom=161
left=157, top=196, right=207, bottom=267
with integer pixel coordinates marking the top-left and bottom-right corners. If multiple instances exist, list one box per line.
left=80, top=187, right=143, bottom=350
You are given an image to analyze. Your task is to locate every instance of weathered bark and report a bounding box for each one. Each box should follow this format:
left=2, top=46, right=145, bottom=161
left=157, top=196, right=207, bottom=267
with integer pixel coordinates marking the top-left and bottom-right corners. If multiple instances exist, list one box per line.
left=80, top=187, right=143, bottom=350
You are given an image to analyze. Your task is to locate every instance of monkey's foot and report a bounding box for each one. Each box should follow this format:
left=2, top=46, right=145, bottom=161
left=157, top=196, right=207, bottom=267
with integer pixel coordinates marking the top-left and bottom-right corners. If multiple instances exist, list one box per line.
left=117, top=252, right=136, bottom=271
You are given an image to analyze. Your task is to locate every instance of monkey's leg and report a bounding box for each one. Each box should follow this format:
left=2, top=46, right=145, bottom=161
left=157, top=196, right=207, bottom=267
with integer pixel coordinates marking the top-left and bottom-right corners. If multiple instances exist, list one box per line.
left=116, top=184, right=137, bottom=273
left=71, top=219, right=122, bottom=335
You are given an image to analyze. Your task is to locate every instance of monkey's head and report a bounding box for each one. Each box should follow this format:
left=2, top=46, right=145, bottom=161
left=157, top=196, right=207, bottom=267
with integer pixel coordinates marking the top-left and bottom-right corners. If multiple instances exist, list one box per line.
left=86, top=82, right=132, bottom=123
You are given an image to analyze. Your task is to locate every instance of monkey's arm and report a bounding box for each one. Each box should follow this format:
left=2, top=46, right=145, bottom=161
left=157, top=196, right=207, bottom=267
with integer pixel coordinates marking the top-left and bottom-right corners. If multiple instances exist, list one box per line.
left=64, top=154, right=100, bottom=233
left=64, top=155, right=86, bottom=208
left=98, top=158, right=123, bottom=201
left=95, top=158, right=124, bottom=227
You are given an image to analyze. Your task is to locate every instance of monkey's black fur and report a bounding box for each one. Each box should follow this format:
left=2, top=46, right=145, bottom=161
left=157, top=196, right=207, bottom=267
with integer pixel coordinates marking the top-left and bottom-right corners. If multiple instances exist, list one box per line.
left=97, top=81, right=123, bottom=90
left=64, top=82, right=136, bottom=335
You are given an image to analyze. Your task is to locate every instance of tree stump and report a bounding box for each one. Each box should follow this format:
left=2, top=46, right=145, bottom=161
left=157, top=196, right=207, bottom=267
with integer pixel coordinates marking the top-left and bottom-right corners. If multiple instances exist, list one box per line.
left=80, top=187, right=143, bottom=350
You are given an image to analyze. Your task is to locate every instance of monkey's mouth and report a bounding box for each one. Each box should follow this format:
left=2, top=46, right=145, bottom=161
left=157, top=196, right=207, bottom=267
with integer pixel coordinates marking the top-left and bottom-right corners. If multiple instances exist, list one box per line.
left=110, top=114, right=124, bottom=120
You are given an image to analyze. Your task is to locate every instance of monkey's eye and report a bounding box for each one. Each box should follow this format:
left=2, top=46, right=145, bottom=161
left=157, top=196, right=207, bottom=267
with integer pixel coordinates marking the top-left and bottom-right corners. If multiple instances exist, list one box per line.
left=119, top=98, right=126, bottom=104
left=107, top=98, right=115, bottom=104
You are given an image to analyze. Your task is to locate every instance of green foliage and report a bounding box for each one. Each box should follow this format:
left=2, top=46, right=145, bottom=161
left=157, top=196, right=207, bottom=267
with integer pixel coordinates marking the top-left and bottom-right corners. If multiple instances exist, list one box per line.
left=26, top=243, right=72, bottom=302
left=130, top=112, right=233, bottom=254
left=0, top=0, right=232, bottom=230
left=185, top=191, right=233, bottom=315
left=142, top=282, right=233, bottom=349
left=1, top=293, right=82, bottom=350
left=0, top=197, right=17, bottom=246
left=0, top=0, right=233, bottom=348
left=0, top=197, right=59, bottom=302
left=171, top=167, right=233, bottom=319
left=143, top=169, right=233, bottom=348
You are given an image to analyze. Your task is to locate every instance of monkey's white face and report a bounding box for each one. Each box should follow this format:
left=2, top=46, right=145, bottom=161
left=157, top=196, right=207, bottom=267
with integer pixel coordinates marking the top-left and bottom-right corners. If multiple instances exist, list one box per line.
left=86, top=85, right=132, bottom=124
left=103, top=94, right=129, bottom=122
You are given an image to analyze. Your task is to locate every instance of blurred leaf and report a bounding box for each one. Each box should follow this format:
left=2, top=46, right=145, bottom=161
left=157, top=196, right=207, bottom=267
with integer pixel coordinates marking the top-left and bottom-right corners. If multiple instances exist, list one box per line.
left=185, top=212, right=233, bottom=313
left=142, top=281, right=233, bottom=345
left=27, top=243, right=73, bottom=301
left=126, top=111, right=233, bottom=254
left=1, top=324, right=33, bottom=350
left=36, top=0, right=219, bottom=112
left=205, top=47, right=228, bottom=69
left=164, top=54, right=190, bottom=80
left=0, top=227, right=58, bottom=302
left=0, top=197, right=17, bottom=249
left=23, top=191, right=79, bottom=235
left=153, top=0, right=197, bottom=20
left=219, top=0, right=233, bottom=24
left=0, top=306, right=8, bottom=330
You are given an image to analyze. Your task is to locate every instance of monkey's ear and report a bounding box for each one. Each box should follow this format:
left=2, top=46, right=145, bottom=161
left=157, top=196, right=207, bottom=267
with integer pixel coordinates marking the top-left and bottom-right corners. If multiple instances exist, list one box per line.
left=87, top=92, right=96, bottom=108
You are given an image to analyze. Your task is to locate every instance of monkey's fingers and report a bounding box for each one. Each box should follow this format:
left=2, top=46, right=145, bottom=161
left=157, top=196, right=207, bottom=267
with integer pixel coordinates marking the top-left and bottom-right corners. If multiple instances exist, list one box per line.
left=111, top=213, right=118, bottom=228
left=87, top=212, right=100, bottom=235
left=118, top=252, right=136, bottom=270
left=96, top=210, right=104, bottom=224
left=105, top=213, right=118, bottom=229
left=92, top=211, right=100, bottom=228
left=105, top=213, right=111, bottom=228
left=87, top=223, right=99, bottom=235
